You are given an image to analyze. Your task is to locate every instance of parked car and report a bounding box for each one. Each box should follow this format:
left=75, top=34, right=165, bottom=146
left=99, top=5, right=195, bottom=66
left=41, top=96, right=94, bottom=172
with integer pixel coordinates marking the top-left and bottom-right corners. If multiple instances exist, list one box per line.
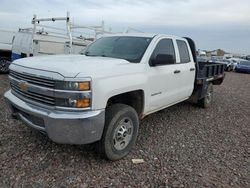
left=229, top=58, right=242, bottom=70
left=4, top=33, right=226, bottom=160
left=197, top=56, right=210, bottom=62
left=235, top=61, right=250, bottom=74
left=214, top=59, right=234, bottom=71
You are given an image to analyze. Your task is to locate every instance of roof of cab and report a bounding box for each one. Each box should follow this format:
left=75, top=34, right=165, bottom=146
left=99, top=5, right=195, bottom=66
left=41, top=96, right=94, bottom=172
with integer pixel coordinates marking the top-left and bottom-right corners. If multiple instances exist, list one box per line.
left=103, top=33, right=154, bottom=37
left=102, top=33, right=185, bottom=40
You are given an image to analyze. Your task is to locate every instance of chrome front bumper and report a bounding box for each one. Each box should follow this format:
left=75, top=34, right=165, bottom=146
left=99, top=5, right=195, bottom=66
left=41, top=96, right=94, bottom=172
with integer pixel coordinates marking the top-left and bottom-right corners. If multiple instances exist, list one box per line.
left=4, top=90, right=105, bottom=145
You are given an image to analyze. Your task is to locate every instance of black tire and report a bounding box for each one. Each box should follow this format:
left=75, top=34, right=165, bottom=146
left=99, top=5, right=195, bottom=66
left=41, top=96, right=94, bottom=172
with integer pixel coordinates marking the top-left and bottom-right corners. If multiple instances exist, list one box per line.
left=225, top=65, right=231, bottom=71
left=98, top=104, right=139, bottom=161
left=229, top=65, right=233, bottom=71
left=198, top=83, right=213, bottom=108
left=0, top=57, right=11, bottom=73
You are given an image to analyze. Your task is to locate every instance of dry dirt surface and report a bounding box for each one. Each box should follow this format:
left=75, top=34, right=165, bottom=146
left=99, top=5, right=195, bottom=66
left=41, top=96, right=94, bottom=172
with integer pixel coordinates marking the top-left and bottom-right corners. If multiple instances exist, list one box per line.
left=0, top=72, right=249, bottom=187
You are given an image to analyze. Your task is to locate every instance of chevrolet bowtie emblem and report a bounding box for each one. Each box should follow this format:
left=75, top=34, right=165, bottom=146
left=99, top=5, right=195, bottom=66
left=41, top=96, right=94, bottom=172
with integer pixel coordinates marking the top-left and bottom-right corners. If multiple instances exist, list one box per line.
left=19, top=81, right=28, bottom=92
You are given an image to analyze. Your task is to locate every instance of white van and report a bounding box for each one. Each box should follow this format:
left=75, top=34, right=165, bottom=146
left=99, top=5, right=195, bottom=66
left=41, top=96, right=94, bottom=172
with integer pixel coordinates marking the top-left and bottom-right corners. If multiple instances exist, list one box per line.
left=11, top=28, right=92, bottom=61
left=11, top=12, right=109, bottom=64
left=0, top=29, right=15, bottom=73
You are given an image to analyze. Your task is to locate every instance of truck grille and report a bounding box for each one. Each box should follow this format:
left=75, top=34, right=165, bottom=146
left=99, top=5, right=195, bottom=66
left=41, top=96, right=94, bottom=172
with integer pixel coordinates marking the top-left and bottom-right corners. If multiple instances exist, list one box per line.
left=9, top=70, right=56, bottom=106
left=9, top=70, right=55, bottom=88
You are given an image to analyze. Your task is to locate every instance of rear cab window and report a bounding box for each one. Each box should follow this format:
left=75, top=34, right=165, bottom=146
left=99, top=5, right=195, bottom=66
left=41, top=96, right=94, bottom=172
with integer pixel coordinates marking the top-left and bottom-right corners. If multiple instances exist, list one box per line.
left=176, top=40, right=191, bottom=63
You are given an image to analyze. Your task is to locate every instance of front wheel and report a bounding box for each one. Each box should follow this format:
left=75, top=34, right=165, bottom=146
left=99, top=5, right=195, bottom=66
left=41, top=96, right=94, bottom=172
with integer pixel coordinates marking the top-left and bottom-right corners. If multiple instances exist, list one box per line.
left=98, top=104, right=139, bottom=161
left=0, top=57, right=11, bottom=73
left=198, top=83, right=213, bottom=108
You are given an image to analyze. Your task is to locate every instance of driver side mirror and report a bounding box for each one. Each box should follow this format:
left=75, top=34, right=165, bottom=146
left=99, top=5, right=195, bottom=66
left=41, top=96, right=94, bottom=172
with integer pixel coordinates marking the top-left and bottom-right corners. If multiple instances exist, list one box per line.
left=150, top=54, right=175, bottom=66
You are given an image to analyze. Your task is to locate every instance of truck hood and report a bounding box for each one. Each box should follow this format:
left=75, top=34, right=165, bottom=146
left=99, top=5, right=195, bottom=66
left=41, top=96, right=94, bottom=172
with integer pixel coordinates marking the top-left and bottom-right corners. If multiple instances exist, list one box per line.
left=11, top=55, right=144, bottom=78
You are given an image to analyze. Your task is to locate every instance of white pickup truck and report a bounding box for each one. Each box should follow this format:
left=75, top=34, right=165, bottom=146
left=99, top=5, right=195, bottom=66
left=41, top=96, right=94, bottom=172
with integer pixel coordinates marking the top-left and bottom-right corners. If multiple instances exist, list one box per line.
left=4, top=33, right=225, bottom=160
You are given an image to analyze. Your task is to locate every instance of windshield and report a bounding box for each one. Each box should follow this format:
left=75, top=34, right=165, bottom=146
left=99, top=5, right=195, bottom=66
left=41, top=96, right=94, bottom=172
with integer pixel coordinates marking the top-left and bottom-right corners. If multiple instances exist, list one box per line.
left=240, top=61, right=250, bottom=66
left=84, top=36, right=152, bottom=63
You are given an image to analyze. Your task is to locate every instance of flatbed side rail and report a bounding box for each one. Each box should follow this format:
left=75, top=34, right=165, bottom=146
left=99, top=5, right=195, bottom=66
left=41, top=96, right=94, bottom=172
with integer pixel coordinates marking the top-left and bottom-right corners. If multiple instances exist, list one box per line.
left=190, top=62, right=226, bottom=103
left=197, top=62, right=226, bottom=80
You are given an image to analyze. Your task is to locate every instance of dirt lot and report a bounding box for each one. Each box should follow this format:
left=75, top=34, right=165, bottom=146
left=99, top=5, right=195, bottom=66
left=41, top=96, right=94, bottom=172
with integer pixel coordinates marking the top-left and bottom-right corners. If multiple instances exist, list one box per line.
left=0, top=72, right=249, bottom=187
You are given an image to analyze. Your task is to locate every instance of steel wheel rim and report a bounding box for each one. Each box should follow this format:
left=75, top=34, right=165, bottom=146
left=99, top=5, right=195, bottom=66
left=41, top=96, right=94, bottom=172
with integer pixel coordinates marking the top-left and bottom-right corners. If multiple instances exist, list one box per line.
left=113, top=117, right=134, bottom=151
left=0, top=58, right=10, bottom=72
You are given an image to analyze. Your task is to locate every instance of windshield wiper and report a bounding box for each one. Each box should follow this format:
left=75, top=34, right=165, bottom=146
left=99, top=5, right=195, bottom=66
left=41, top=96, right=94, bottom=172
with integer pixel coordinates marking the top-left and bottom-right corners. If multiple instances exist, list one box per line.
left=84, top=51, right=107, bottom=57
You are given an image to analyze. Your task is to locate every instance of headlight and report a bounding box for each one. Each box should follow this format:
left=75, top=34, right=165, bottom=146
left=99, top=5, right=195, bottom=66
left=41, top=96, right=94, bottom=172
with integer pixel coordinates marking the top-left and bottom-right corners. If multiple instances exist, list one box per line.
left=55, top=81, right=90, bottom=91
left=54, top=80, right=91, bottom=108
left=56, top=98, right=91, bottom=108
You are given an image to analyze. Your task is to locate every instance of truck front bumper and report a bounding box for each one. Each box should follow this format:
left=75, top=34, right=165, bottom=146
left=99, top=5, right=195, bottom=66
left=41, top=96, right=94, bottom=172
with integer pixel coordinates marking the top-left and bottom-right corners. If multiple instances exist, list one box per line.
left=4, top=90, right=105, bottom=145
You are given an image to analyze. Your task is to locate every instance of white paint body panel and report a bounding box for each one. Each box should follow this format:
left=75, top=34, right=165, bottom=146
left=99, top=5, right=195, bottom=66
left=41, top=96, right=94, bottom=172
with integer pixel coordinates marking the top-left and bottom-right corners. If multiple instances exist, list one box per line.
left=11, top=34, right=196, bottom=116
left=0, top=29, right=15, bottom=51
left=12, top=31, right=91, bottom=57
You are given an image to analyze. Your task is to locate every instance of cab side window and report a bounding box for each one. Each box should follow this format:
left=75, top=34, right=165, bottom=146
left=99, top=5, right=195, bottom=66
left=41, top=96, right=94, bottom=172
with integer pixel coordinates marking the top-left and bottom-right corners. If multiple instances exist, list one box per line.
left=177, top=40, right=190, bottom=63
left=151, top=39, right=176, bottom=65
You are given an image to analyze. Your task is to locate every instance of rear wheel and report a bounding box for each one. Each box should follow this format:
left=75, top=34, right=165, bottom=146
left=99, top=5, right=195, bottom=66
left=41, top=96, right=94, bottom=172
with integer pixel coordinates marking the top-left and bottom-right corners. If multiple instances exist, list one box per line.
left=0, top=57, right=11, bottom=73
left=198, top=83, right=213, bottom=108
left=98, top=104, right=139, bottom=161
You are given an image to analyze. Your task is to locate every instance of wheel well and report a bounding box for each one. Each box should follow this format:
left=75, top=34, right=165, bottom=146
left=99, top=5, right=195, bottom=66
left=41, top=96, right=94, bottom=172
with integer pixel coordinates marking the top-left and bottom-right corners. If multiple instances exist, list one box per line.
left=107, top=90, right=144, bottom=118
left=0, top=50, right=12, bottom=60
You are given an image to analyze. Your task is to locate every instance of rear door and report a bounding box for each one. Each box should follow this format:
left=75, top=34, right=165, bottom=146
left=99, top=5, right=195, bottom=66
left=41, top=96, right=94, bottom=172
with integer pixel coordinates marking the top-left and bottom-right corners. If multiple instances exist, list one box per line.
left=175, top=39, right=195, bottom=99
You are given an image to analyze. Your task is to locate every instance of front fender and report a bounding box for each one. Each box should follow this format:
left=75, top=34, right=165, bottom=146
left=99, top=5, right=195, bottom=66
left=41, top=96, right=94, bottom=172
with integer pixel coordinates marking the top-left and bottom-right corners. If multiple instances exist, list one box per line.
left=91, top=73, right=147, bottom=110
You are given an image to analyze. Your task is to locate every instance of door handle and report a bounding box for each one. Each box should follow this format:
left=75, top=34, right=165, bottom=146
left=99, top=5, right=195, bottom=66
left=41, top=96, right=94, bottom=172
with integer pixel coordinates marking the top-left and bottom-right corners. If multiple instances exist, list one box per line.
left=190, top=68, right=195, bottom=71
left=174, top=70, right=181, bottom=74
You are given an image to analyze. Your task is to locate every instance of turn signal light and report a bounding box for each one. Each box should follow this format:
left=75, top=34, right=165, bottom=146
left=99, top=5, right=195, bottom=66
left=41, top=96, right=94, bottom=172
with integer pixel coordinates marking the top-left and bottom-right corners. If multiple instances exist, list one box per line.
left=76, top=98, right=90, bottom=108
left=79, top=82, right=90, bottom=91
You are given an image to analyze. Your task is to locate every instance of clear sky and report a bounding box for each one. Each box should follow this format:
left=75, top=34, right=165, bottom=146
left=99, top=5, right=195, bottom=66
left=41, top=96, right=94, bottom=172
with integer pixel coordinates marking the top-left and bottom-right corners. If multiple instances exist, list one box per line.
left=0, top=0, right=249, bottom=54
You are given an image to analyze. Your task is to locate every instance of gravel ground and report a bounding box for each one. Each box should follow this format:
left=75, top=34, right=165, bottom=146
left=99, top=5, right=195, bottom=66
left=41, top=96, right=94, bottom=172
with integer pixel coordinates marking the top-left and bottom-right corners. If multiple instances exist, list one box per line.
left=0, top=72, right=249, bottom=187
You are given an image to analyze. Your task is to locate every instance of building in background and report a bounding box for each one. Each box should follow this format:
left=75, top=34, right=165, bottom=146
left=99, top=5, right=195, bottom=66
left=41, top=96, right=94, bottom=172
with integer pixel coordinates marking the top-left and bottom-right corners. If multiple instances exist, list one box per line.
left=206, top=49, right=225, bottom=57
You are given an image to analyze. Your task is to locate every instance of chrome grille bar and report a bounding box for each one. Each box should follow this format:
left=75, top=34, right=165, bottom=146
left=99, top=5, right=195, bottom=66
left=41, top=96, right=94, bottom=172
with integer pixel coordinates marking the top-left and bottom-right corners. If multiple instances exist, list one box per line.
left=9, top=70, right=55, bottom=88
left=10, top=83, right=55, bottom=102
left=11, top=84, right=55, bottom=105
left=9, top=70, right=56, bottom=106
